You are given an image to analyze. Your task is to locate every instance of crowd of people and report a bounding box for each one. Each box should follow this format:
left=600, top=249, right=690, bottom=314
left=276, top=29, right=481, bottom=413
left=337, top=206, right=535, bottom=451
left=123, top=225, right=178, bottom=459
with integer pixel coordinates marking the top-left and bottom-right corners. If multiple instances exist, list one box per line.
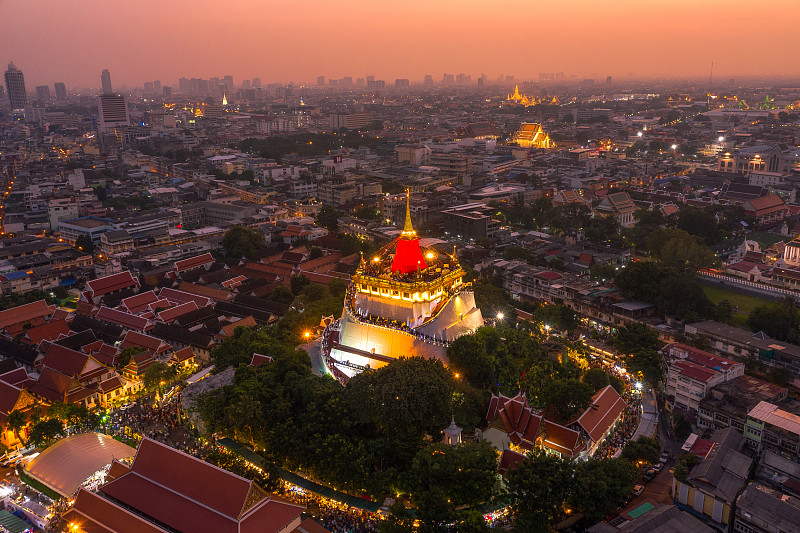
left=594, top=397, right=642, bottom=459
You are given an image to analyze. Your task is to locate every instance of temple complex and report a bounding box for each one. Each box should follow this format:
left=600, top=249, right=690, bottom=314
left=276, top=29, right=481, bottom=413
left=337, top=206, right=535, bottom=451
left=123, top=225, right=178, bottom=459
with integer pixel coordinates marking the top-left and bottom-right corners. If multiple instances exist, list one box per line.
left=512, top=122, right=554, bottom=148
left=325, top=193, right=483, bottom=378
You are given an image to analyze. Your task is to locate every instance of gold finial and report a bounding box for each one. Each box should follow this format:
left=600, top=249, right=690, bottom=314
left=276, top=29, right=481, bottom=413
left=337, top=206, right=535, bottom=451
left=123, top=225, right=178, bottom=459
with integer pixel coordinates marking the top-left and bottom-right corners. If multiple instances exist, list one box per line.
left=402, top=189, right=416, bottom=237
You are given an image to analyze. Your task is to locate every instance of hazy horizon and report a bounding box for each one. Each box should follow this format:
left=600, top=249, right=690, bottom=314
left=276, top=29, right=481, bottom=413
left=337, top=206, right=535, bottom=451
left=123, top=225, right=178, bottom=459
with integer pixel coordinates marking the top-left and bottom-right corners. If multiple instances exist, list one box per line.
left=2, top=0, right=799, bottom=89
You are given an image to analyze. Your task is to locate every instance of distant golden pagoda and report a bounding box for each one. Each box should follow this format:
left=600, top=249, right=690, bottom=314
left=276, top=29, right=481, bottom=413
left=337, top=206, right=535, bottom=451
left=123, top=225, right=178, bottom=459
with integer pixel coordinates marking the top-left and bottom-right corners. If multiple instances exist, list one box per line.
left=326, top=193, right=483, bottom=378
left=507, top=85, right=541, bottom=106
left=512, top=122, right=554, bottom=148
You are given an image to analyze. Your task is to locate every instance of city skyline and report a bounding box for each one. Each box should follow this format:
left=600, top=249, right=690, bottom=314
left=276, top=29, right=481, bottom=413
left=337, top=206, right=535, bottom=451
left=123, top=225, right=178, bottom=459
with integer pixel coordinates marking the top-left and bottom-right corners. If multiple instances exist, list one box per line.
left=2, top=0, right=799, bottom=89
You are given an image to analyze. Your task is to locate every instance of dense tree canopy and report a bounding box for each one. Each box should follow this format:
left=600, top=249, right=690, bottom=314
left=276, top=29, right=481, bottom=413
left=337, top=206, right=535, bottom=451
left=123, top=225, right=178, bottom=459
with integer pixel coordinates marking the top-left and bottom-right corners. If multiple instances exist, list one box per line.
left=221, top=226, right=265, bottom=259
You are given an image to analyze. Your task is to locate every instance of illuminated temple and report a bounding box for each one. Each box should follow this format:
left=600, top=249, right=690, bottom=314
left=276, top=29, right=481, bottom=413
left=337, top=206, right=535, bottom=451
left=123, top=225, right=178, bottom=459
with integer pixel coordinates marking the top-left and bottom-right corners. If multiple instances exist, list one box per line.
left=512, top=122, right=554, bottom=148
left=325, top=194, right=483, bottom=378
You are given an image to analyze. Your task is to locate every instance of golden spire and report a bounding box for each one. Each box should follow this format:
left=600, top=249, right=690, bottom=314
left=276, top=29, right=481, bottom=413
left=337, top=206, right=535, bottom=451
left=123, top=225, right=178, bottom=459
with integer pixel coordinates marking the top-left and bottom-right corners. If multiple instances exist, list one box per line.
left=401, top=190, right=416, bottom=237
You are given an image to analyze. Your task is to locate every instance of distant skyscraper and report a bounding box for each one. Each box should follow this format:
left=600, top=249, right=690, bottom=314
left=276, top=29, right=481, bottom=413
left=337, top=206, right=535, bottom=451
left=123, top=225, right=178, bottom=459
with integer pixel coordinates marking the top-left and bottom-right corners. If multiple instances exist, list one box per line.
left=98, top=93, right=129, bottom=132
left=4, top=62, right=28, bottom=118
left=395, top=79, right=410, bottom=88
left=144, top=81, right=154, bottom=94
left=242, top=79, right=251, bottom=91
left=101, top=69, right=113, bottom=94
left=252, top=77, right=261, bottom=88
left=423, top=74, right=434, bottom=86
left=477, top=77, right=484, bottom=87
left=356, top=78, right=364, bottom=87
left=154, top=80, right=161, bottom=92
left=162, top=86, right=172, bottom=98
left=223, top=75, right=234, bottom=94
left=54, top=82, right=67, bottom=100
left=317, top=76, right=325, bottom=86
left=36, top=85, right=51, bottom=102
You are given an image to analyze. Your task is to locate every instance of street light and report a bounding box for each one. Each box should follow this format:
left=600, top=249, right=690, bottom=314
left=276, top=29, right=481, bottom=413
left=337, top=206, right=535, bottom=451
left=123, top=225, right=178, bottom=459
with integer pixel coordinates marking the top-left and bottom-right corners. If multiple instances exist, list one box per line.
left=718, top=136, right=725, bottom=142
left=637, top=131, right=643, bottom=137
left=496, top=312, right=504, bottom=320
left=304, top=331, right=311, bottom=339
left=671, top=144, right=677, bottom=150
left=635, top=381, right=643, bottom=390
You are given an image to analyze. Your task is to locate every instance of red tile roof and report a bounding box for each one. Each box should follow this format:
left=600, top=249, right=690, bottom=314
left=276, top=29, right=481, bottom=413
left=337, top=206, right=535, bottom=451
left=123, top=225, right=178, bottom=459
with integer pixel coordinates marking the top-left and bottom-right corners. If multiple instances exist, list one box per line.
left=541, top=419, right=584, bottom=458
left=157, top=301, right=199, bottom=323
left=86, top=272, right=140, bottom=297
left=0, top=299, right=55, bottom=329
left=120, top=331, right=171, bottom=356
left=63, top=488, right=168, bottom=533
left=498, top=449, right=527, bottom=476
left=95, top=307, right=151, bottom=332
left=101, top=439, right=304, bottom=533
left=120, top=290, right=159, bottom=314
left=673, top=360, right=719, bottom=383
left=177, top=282, right=233, bottom=302
left=220, top=316, right=257, bottom=337
left=42, top=344, right=91, bottom=377
left=170, top=347, right=195, bottom=364
left=576, top=385, right=627, bottom=443
left=250, top=353, right=274, bottom=367
left=158, top=287, right=214, bottom=308
left=174, top=253, right=215, bottom=272
left=26, top=319, right=71, bottom=345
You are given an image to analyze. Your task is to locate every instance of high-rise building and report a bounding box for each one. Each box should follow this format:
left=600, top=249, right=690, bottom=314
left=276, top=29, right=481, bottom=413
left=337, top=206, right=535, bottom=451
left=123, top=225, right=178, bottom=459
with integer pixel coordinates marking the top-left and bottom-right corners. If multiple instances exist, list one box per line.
left=252, top=77, right=261, bottom=88
left=35, top=85, right=51, bottom=102
left=356, top=78, right=364, bottom=87
left=423, top=74, right=434, bottom=86
left=54, top=82, right=67, bottom=100
left=4, top=62, right=28, bottom=118
left=395, top=79, right=410, bottom=88
left=143, top=81, right=154, bottom=94
left=178, top=77, right=191, bottom=94
left=242, top=79, right=251, bottom=91
left=162, top=86, right=172, bottom=98
left=317, top=76, right=325, bottom=86
left=101, top=69, right=113, bottom=94
left=223, top=75, right=234, bottom=94
left=98, top=93, right=129, bottom=132
left=154, top=80, right=161, bottom=92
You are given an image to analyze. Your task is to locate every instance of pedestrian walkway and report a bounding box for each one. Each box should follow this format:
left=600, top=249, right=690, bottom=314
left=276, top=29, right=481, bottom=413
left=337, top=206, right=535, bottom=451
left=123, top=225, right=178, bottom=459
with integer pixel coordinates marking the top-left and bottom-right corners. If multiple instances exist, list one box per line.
left=217, top=437, right=381, bottom=512
left=632, top=390, right=658, bottom=441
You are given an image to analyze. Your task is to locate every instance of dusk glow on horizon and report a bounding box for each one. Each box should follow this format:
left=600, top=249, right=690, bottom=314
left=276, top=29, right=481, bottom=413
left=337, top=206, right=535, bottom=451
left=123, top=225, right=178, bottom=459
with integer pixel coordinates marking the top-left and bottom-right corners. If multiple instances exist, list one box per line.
left=2, top=0, right=799, bottom=88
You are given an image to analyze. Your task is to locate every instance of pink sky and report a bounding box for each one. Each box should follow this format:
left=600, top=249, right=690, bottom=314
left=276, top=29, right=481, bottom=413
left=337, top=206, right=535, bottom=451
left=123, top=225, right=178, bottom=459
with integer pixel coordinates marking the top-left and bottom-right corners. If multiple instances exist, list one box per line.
left=2, top=0, right=799, bottom=88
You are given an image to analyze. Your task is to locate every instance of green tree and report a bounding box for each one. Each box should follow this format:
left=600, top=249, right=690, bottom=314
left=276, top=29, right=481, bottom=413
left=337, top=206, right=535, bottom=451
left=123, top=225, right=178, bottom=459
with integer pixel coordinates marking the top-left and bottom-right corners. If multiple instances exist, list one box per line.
left=571, top=458, right=638, bottom=522
left=621, top=436, right=661, bottom=464
left=612, top=323, right=663, bottom=354
left=309, top=246, right=323, bottom=259
left=28, top=418, right=63, bottom=446
left=407, top=441, right=499, bottom=509
left=589, top=263, right=617, bottom=282
left=316, top=205, right=341, bottom=231
left=269, top=285, right=294, bottom=304
left=540, top=379, right=594, bottom=421
left=143, top=362, right=178, bottom=392
left=118, top=346, right=142, bottom=368
left=677, top=207, right=721, bottom=245
left=6, top=410, right=27, bottom=443
left=506, top=450, right=575, bottom=531
left=221, top=226, right=265, bottom=259
left=769, top=365, right=791, bottom=387
left=345, top=357, right=455, bottom=438
left=644, top=228, right=717, bottom=270
left=747, top=297, right=800, bottom=343
left=673, top=453, right=700, bottom=482
left=447, top=335, right=494, bottom=389
left=290, top=274, right=311, bottom=295
left=583, top=367, right=611, bottom=391
left=623, top=349, right=663, bottom=387
left=75, top=235, right=95, bottom=255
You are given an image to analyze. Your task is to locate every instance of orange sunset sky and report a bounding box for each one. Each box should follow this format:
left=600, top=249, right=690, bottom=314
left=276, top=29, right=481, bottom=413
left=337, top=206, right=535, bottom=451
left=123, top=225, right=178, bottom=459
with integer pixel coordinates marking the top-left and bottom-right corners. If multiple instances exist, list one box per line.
left=2, top=0, right=799, bottom=88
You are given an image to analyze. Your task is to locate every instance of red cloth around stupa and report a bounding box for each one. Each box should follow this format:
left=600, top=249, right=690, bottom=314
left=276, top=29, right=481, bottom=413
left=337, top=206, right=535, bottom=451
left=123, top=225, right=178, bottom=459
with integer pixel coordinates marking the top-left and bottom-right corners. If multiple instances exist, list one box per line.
left=391, top=238, right=427, bottom=274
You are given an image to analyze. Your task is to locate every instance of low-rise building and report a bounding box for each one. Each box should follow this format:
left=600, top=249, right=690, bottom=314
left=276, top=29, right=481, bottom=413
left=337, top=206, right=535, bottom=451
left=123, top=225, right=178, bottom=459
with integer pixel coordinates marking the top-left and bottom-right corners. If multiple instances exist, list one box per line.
left=672, top=427, right=752, bottom=527
left=663, top=342, right=745, bottom=412
left=734, top=483, right=800, bottom=533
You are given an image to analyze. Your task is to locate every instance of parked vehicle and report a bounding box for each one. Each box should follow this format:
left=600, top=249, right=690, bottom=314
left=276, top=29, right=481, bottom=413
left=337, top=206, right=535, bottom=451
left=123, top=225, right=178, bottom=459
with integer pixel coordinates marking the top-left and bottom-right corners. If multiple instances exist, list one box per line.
left=659, top=451, right=670, bottom=464
left=0, top=452, right=21, bottom=468
left=643, top=468, right=657, bottom=482
left=120, top=402, right=136, bottom=411
left=632, top=484, right=645, bottom=497
left=652, top=463, right=664, bottom=473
